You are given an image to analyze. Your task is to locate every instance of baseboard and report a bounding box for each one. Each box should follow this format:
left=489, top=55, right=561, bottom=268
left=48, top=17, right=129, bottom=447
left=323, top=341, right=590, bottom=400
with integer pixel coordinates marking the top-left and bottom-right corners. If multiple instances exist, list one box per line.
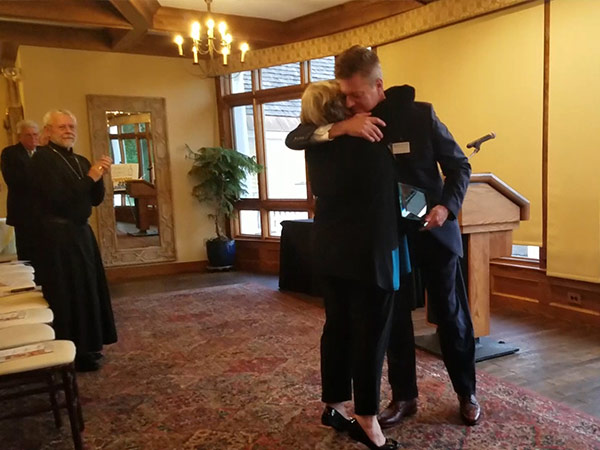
left=491, top=259, right=600, bottom=327
left=106, top=260, right=208, bottom=283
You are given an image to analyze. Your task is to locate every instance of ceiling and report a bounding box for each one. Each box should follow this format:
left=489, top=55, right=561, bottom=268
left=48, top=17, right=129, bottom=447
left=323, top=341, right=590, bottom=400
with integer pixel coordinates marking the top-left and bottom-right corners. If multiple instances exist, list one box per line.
left=157, top=0, right=354, bottom=22
left=0, top=0, right=436, bottom=67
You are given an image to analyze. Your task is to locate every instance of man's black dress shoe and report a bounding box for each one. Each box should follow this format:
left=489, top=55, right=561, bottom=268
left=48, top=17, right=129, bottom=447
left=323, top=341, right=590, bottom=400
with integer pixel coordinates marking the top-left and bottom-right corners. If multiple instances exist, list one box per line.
left=348, top=419, right=399, bottom=450
left=378, top=398, right=417, bottom=429
left=458, top=394, right=481, bottom=426
left=321, top=406, right=352, bottom=431
left=75, top=353, right=100, bottom=372
left=90, top=352, right=104, bottom=361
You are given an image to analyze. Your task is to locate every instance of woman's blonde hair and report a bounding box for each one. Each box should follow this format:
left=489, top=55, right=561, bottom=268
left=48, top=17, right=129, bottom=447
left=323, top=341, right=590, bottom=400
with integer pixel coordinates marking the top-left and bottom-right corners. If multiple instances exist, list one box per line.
left=300, top=80, right=348, bottom=126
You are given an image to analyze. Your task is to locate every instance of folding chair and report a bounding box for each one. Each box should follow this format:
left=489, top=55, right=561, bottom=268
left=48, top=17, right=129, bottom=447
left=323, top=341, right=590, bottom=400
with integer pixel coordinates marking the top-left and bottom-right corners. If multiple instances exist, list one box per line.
left=0, top=324, right=84, bottom=450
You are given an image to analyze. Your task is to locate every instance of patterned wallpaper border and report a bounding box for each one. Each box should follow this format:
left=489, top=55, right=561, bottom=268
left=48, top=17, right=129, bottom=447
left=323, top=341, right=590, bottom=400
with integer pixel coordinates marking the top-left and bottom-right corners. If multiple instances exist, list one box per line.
left=204, top=0, right=537, bottom=77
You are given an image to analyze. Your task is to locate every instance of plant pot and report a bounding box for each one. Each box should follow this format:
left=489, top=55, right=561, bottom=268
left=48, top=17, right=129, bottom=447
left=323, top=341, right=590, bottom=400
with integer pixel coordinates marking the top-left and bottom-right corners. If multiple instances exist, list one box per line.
left=206, top=238, right=235, bottom=268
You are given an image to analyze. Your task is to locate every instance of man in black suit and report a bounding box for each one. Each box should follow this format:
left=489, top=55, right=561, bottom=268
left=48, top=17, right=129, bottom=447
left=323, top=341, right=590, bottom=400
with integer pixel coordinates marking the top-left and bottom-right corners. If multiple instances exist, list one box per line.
left=1, top=119, right=40, bottom=262
left=286, top=46, right=481, bottom=426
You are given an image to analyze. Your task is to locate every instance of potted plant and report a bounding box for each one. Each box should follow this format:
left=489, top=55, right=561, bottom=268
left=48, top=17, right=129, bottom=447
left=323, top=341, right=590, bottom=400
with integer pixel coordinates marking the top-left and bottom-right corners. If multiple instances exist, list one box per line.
left=187, top=145, right=263, bottom=268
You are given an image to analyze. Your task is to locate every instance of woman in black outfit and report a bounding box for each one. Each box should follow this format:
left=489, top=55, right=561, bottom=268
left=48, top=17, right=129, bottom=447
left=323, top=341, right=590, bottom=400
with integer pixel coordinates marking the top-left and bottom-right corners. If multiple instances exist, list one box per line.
left=298, top=81, right=409, bottom=450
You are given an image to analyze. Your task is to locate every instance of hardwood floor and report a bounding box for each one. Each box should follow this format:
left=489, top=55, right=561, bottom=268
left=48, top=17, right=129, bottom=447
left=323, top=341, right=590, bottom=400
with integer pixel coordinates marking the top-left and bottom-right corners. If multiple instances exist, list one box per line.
left=109, top=271, right=600, bottom=419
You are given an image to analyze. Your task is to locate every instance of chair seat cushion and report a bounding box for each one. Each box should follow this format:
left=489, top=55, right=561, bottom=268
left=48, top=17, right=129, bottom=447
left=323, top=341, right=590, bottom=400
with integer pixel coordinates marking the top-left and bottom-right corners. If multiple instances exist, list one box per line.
left=0, top=308, right=53, bottom=329
left=0, top=340, right=75, bottom=376
left=0, top=324, right=55, bottom=350
left=0, top=295, right=48, bottom=313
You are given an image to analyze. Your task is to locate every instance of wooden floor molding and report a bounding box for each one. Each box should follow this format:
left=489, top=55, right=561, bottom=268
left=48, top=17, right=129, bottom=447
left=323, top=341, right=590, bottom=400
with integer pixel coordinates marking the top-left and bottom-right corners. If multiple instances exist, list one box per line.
left=491, top=258, right=600, bottom=327
left=106, top=260, right=207, bottom=283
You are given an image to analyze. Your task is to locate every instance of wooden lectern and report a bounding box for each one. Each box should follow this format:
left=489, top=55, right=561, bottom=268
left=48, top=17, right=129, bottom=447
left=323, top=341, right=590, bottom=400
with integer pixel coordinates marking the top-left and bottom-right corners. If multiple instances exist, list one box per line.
left=417, top=173, right=530, bottom=361
left=125, top=180, right=158, bottom=234
left=460, top=173, right=530, bottom=335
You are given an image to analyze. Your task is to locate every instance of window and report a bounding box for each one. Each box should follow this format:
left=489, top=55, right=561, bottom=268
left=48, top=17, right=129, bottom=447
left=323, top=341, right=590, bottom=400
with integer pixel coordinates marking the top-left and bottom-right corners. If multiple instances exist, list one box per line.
left=223, top=57, right=335, bottom=239
left=106, top=113, right=154, bottom=208
left=511, top=245, right=540, bottom=259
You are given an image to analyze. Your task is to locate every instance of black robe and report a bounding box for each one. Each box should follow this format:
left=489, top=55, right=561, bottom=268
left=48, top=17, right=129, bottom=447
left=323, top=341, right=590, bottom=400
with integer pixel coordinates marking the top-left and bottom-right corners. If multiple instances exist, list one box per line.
left=31, top=142, right=117, bottom=354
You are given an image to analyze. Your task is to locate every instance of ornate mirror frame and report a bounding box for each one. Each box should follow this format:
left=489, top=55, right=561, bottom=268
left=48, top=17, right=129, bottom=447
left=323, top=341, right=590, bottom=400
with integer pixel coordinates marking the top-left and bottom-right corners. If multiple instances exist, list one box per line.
left=86, top=94, right=176, bottom=266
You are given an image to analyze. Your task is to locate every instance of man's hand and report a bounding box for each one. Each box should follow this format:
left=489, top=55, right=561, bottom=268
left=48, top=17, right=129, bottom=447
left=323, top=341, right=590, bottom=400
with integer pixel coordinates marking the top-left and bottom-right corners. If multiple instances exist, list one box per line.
left=329, top=113, right=386, bottom=142
left=88, top=155, right=113, bottom=182
left=421, top=205, right=449, bottom=231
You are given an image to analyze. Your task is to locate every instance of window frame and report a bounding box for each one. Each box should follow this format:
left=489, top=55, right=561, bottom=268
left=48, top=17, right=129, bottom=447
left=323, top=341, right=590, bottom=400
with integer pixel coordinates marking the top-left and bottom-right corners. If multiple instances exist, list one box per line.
left=217, top=60, right=326, bottom=241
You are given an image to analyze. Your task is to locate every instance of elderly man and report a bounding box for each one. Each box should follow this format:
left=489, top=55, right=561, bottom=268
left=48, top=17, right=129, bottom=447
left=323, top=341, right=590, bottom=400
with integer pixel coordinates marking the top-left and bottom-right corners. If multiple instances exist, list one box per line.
left=1, top=120, right=40, bottom=262
left=31, top=109, right=117, bottom=372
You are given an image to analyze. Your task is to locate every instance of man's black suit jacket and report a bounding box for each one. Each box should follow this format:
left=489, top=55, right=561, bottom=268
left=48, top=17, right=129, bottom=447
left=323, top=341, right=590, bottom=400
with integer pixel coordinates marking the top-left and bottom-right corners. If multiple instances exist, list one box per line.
left=1, top=142, right=36, bottom=227
left=286, top=85, right=471, bottom=257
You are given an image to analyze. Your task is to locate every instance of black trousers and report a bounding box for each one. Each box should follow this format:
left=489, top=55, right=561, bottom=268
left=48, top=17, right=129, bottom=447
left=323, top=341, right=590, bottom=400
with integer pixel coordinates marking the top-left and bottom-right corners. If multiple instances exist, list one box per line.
left=320, top=276, right=394, bottom=415
left=14, top=223, right=37, bottom=264
left=387, top=232, right=476, bottom=399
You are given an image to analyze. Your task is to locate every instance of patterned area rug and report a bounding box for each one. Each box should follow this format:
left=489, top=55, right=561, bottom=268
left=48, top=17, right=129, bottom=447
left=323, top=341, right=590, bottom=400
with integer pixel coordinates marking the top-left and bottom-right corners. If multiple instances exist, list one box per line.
left=2, top=283, right=599, bottom=449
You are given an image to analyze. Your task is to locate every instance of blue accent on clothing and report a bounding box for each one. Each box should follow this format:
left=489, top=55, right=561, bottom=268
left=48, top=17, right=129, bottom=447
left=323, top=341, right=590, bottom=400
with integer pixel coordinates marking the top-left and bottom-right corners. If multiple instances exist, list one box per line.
left=391, top=235, right=412, bottom=291
left=392, top=247, right=400, bottom=291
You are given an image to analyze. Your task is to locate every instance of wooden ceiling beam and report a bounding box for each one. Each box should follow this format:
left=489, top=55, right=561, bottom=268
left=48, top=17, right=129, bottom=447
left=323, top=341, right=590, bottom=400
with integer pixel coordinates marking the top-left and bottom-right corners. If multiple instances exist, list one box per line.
left=0, top=41, right=19, bottom=68
left=0, top=0, right=130, bottom=29
left=0, top=21, right=112, bottom=52
left=286, top=0, right=425, bottom=43
left=108, top=0, right=160, bottom=51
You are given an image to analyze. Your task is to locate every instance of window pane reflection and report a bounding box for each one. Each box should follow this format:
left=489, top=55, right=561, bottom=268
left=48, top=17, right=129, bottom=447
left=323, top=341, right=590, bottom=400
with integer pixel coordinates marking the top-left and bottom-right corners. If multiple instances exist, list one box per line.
left=269, top=211, right=309, bottom=237
left=231, top=71, right=252, bottom=94
left=232, top=105, right=259, bottom=199
left=261, top=63, right=301, bottom=89
left=310, top=55, right=335, bottom=82
left=239, top=210, right=261, bottom=235
left=263, top=99, right=305, bottom=199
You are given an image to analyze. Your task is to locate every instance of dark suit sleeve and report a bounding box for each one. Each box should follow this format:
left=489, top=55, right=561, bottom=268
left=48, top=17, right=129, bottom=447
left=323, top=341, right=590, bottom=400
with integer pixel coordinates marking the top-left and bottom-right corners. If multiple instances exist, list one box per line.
left=430, top=107, right=471, bottom=220
left=1, top=146, right=30, bottom=191
left=285, top=123, right=318, bottom=150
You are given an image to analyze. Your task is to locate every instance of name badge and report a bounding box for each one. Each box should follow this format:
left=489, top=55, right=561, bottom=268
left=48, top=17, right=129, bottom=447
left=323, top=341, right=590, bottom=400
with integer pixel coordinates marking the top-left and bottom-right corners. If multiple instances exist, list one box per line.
left=391, top=141, right=410, bottom=155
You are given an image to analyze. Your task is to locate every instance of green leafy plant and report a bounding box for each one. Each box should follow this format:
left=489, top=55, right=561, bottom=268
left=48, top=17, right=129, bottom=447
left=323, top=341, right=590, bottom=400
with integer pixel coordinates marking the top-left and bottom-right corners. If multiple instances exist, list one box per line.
left=187, top=145, right=263, bottom=240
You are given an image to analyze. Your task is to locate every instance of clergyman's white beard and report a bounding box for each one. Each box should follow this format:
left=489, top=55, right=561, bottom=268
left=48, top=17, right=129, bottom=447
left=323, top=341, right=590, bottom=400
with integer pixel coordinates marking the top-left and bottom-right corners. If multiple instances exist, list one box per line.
left=57, top=136, right=76, bottom=148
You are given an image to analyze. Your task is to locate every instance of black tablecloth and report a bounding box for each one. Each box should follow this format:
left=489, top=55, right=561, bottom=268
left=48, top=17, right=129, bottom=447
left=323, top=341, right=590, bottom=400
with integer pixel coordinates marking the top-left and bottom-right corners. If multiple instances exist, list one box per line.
left=278, top=219, right=321, bottom=296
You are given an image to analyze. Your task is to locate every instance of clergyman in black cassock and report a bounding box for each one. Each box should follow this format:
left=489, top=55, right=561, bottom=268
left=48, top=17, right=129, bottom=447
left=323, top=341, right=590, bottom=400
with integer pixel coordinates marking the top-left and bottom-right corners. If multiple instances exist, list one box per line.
left=31, top=110, right=117, bottom=371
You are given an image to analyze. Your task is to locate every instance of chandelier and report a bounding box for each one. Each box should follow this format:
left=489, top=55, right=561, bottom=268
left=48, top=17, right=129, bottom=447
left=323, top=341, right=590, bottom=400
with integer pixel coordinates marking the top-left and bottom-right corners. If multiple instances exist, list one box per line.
left=173, top=0, right=249, bottom=65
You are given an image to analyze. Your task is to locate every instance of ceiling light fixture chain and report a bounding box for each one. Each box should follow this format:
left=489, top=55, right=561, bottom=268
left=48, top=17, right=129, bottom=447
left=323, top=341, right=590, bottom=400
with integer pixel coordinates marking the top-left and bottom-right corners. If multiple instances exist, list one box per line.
left=173, top=0, right=249, bottom=66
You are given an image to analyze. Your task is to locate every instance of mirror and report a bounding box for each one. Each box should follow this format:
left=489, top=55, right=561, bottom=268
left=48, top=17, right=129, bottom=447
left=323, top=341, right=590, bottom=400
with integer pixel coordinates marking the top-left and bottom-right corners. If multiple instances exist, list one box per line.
left=87, top=95, right=176, bottom=266
left=398, top=182, right=429, bottom=221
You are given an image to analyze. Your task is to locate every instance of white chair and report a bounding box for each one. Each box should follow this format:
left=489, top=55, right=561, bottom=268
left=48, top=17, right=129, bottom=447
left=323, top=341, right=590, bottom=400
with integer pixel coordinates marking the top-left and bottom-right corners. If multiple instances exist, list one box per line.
left=0, top=324, right=84, bottom=450
left=0, top=308, right=54, bottom=329
left=0, top=291, right=48, bottom=313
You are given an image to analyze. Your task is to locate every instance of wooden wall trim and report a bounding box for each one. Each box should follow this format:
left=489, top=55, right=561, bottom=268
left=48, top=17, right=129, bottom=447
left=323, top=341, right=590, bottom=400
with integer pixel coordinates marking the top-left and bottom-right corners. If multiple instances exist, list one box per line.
left=106, top=260, right=207, bottom=283
left=491, top=260, right=600, bottom=327
left=540, top=0, right=550, bottom=269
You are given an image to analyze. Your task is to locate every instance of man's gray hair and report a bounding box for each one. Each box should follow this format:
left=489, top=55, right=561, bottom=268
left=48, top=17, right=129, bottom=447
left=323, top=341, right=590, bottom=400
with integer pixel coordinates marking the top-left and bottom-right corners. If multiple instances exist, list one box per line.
left=43, top=109, right=77, bottom=127
left=16, top=120, right=39, bottom=134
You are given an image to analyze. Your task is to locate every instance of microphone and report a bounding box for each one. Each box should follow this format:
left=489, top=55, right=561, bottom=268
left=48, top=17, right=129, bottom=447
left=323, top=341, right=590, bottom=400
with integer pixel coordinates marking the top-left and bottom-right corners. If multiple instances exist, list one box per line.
left=466, top=132, right=496, bottom=149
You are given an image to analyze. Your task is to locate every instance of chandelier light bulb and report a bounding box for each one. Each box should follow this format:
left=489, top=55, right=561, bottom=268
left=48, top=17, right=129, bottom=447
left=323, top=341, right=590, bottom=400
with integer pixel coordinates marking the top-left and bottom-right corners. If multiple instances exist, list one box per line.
left=221, top=46, right=230, bottom=65
left=174, top=35, right=184, bottom=56
left=191, top=21, right=201, bottom=41
left=218, top=21, right=227, bottom=37
left=240, top=42, right=249, bottom=63
left=207, top=18, right=215, bottom=38
left=174, top=0, right=248, bottom=66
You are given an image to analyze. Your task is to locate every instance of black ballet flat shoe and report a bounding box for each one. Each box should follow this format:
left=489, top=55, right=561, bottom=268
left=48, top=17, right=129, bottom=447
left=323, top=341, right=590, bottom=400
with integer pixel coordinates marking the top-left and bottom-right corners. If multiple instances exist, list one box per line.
left=321, top=406, right=352, bottom=432
left=348, top=419, right=399, bottom=450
